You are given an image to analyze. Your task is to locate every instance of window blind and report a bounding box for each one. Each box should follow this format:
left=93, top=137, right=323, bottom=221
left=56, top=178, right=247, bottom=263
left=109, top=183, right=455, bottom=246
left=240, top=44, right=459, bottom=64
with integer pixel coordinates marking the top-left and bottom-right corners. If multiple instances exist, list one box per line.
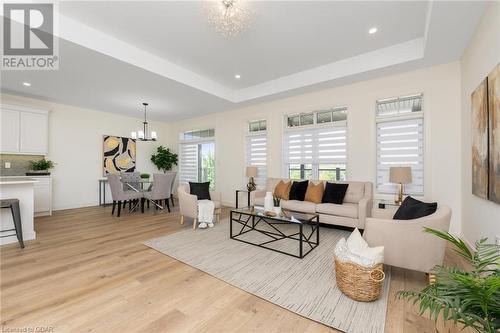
left=246, top=133, right=267, bottom=188
left=376, top=118, right=424, bottom=195
left=284, top=125, right=347, bottom=165
left=179, top=143, right=198, bottom=184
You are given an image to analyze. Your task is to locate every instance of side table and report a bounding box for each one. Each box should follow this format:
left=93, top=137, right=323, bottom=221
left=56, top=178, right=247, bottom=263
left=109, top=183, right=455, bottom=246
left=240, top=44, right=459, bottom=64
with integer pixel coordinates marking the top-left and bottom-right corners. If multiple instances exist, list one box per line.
left=235, top=189, right=251, bottom=208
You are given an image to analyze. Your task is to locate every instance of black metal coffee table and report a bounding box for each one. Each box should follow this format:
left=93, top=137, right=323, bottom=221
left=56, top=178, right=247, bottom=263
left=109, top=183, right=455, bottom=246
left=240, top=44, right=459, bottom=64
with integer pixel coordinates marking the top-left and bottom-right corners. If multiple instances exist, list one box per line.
left=230, top=207, right=319, bottom=259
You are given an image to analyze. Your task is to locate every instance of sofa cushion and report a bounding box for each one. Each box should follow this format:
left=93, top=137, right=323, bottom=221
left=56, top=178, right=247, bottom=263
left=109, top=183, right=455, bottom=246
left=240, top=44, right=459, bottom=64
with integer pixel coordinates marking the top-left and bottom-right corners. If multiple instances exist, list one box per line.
left=393, top=196, right=437, bottom=220
left=289, top=180, right=309, bottom=201
left=305, top=181, right=324, bottom=204
left=254, top=196, right=265, bottom=206
left=281, top=200, right=317, bottom=214
left=343, top=182, right=365, bottom=203
left=316, top=203, right=359, bottom=219
left=322, top=182, right=349, bottom=204
left=273, top=180, right=291, bottom=200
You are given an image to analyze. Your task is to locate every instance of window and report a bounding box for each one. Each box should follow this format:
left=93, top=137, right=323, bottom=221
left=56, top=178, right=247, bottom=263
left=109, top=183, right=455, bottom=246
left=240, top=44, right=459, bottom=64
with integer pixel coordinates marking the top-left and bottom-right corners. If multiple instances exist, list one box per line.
left=246, top=120, right=267, bottom=188
left=376, top=94, right=424, bottom=195
left=179, top=129, right=215, bottom=190
left=284, top=107, right=347, bottom=181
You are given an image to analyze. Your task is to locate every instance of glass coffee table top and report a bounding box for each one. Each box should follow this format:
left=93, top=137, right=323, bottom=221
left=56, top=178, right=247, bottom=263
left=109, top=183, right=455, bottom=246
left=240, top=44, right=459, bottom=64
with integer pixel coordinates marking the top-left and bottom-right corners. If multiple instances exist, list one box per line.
left=231, top=206, right=318, bottom=224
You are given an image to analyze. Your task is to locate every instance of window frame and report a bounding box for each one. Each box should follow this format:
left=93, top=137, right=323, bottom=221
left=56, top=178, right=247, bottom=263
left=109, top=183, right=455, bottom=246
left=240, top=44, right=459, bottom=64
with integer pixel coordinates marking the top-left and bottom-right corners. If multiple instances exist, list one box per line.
left=375, top=94, right=424, bottom=195
left=179, top=128, right=216, bottom=189
left=245, top=119, right=268, bottom=189
left=283, top=107, right=348, bottom=181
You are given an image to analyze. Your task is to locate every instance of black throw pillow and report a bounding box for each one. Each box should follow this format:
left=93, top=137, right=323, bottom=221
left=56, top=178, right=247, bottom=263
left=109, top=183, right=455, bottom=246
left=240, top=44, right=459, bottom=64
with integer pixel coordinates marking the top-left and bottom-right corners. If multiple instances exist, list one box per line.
left=289, top=180, right=309, bottom=201
left=322, top=182, right=349, bottom=204
left=393, top=196, right=437, bottom=220
left=189, top=182, right=211, bottom=200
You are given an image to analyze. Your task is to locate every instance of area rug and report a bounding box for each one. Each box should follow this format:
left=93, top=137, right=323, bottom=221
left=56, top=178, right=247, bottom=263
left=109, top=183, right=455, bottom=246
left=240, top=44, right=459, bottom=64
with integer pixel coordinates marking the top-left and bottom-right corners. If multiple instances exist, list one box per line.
left=144, top=219, right=391, bottom=333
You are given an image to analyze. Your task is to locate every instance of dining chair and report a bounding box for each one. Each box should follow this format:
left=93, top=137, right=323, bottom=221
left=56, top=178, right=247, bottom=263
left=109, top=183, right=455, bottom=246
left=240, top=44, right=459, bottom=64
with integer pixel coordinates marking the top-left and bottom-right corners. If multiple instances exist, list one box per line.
left=142, top=173, right=175, bottom=213
left=120, top=171, right=141, bottom=209
left=107, top=174, right=143, bottom=217
left=166, top=171, right=177, bottom=207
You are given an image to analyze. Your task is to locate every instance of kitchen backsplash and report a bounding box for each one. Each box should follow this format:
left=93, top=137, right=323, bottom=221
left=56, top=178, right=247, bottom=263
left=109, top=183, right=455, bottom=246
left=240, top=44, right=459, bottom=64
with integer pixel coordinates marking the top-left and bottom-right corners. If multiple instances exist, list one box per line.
left=0, top=154, right=44, bottom=176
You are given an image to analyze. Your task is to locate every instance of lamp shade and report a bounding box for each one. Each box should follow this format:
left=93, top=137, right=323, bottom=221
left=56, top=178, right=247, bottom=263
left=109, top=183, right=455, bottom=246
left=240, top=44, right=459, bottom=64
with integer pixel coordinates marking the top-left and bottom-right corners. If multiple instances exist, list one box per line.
left=246, top=166, right=258, bottom=177
left=389, top=166, right=412, bottom=184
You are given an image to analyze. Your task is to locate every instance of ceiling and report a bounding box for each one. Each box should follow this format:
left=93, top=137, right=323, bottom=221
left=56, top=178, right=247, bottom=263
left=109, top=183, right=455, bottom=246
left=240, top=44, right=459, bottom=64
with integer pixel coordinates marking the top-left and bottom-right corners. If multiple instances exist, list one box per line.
left=0, top=1, right=490, bottom=121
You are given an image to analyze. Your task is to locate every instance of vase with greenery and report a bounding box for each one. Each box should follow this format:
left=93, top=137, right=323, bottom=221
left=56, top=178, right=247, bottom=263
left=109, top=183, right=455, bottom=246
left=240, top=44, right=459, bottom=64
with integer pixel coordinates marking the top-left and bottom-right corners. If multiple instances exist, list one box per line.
left=140, top=173, right=150, bottom=179
left=28, top=158, right=55, bottom=174
left=398, top=228, right=500, bottom=333
left=150, top=146, right=178, bottom=173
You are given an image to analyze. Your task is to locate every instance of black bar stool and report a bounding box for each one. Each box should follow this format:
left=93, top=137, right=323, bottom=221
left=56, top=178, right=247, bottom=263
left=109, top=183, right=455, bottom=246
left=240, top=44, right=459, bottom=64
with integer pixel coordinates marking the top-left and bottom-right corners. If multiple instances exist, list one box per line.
left=0, top=198, right=25, bottom=248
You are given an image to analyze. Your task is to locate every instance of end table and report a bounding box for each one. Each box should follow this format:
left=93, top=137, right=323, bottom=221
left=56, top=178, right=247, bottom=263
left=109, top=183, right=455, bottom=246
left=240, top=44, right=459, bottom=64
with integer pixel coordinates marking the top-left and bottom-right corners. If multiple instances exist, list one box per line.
left=235, top=189, right=251, bottom=208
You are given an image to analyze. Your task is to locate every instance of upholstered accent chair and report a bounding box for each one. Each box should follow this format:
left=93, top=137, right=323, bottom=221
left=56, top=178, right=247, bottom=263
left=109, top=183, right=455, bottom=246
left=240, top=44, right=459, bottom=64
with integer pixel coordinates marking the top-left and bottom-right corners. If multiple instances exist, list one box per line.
left=177, top=183, right=222, bottom=229
left=363, top=205, right=452, bottom=273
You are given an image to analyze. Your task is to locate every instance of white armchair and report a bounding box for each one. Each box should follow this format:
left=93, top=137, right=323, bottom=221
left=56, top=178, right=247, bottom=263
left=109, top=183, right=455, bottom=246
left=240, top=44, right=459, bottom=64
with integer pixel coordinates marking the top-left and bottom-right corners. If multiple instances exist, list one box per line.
left=177, top=184, right=222, bottom=229
left=363, top=205, right=452, bottom=273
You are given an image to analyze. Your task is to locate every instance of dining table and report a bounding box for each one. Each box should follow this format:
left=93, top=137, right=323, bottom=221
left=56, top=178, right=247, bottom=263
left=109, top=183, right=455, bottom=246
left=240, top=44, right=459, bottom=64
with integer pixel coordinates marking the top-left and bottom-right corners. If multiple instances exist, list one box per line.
left=120, top=178, right=164, bottom=211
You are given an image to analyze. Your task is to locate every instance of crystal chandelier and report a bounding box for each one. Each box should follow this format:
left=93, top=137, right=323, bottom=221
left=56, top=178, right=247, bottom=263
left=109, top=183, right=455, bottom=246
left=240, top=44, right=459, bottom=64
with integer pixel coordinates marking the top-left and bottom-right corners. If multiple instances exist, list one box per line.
left=131, top=103, right=157, bottom=141
left=206, top=0, right=251, bottom=37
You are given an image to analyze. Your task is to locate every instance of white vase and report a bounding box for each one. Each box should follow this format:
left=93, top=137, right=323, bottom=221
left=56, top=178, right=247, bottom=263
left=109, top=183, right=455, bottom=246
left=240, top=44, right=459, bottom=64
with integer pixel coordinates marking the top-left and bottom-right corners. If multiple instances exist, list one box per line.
left=264, top=192, right=273, bottom=211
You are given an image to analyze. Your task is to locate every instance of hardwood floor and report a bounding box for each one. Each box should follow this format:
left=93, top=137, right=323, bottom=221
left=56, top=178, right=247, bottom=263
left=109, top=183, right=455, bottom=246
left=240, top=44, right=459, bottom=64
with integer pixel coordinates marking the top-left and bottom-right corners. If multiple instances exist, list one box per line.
left=1, top=204, right=470, bottom=333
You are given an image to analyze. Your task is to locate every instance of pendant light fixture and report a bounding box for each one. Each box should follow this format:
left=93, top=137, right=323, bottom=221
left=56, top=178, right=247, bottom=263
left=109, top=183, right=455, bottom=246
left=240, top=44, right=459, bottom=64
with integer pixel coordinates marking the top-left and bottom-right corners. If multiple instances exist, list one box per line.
left=131, top=102, right=157, bottom=141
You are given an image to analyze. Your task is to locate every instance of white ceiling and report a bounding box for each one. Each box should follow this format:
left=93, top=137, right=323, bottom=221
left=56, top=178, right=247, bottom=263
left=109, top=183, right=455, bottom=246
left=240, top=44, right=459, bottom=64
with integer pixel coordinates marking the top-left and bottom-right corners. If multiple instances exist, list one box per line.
left=0, top=1, right=490, bottom=121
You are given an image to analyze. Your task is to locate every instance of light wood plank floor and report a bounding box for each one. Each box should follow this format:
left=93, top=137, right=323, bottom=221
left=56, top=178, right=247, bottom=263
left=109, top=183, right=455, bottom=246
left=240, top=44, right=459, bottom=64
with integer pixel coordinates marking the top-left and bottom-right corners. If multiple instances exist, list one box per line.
left=1, top=204, right=470, bottom=333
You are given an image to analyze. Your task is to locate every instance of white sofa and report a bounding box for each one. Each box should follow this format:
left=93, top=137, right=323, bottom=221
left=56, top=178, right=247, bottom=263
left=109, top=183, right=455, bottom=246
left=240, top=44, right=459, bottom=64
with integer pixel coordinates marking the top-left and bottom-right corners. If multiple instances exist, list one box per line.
left=251, top=178, right=373, bottom=229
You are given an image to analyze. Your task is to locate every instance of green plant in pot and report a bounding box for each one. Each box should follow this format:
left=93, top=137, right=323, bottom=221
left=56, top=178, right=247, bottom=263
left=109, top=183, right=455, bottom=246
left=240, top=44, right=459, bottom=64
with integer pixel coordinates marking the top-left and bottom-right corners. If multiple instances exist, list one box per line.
left=28, top=158, right=55, bottom=175
left=151, top=146, right=178, bottom=173
left=398, top=228, right=500, bottom=332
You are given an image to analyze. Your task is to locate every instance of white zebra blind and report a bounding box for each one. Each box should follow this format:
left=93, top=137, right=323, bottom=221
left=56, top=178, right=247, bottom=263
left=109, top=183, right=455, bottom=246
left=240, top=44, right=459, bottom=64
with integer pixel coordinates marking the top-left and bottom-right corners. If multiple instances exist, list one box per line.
left=246, top=133, right=267, bottom=188
left=376, top=118, right=424, bottom=195
left=179, top=143, right=198, bottom=184
left=284, top=125, right=347, bottom=165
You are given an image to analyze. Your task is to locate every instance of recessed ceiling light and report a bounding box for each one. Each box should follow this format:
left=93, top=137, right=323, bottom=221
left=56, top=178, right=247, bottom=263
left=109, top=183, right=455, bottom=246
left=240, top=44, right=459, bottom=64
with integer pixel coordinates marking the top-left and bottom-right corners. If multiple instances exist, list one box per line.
left=368, top=27, right=378, bottom=34
left=22, top=82, right=31, bottom=87
left=234, top=74, right=241, bottom=79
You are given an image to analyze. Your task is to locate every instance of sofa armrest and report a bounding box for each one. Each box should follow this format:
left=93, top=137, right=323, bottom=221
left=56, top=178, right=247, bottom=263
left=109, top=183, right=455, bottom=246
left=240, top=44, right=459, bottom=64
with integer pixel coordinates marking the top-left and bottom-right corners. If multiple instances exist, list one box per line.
left=357, top=197, right=372, bottom=229
left=178, top=189, right=198, bottom=219
left=250, top=189, right=267, bottom=205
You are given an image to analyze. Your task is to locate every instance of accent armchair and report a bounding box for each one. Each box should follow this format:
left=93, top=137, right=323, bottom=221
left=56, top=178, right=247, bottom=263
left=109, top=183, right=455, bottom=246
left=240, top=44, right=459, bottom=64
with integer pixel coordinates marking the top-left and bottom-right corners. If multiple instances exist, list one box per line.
left=177, top=183, right=222, bottom=229
left=363, top=205, right=452, bottom=273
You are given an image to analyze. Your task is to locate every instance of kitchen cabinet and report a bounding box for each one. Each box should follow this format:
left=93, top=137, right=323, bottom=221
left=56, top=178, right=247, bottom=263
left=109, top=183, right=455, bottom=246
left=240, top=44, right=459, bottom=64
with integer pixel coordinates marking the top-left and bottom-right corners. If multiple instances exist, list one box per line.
left=0, top=105, right=49, bottom=155
left=33, top=176, right=52, bottom=216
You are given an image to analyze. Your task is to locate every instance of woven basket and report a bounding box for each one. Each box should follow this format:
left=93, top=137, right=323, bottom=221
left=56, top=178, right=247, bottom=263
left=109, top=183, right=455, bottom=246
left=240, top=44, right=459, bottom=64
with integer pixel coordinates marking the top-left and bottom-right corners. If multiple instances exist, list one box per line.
left=334, top=257, right=385, bottom=302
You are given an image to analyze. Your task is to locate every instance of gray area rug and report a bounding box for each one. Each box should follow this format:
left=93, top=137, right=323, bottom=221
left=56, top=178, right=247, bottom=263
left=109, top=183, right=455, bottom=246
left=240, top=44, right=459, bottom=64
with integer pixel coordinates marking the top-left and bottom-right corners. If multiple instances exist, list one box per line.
left=144, top=219, right=391, bottom=333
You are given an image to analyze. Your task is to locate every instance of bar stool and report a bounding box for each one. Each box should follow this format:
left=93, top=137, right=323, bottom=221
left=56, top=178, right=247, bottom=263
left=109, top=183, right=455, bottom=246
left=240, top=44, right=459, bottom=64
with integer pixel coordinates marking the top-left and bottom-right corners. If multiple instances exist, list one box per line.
left=0, top=198, right=25, bottom=248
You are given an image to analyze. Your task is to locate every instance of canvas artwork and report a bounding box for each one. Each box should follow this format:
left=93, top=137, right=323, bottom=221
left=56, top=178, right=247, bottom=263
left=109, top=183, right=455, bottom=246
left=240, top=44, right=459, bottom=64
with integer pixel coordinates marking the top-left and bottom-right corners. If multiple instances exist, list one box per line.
left=488, top=64, right=500, bottom=203
left=471, top=78, right=489, bottom=199
left=103, top=135, right=136, bottom=175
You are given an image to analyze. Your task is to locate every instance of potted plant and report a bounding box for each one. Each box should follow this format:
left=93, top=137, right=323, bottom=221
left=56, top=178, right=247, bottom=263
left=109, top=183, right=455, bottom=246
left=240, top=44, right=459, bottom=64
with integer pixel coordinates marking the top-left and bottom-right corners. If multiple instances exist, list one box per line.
left=398, top=228, right=500, bottom=332
left=150, top=146, right=178, bottom=173
left=27, top=158, right=55, bottom=175
left=140, top=173, right=150, bottom=179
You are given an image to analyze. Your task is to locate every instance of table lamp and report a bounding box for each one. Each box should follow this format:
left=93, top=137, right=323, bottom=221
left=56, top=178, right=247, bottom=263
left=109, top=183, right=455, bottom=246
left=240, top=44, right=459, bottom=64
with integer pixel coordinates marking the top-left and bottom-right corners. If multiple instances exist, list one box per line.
left=389, top=166, right=412, bottom=205
left=246, top=166, right=257, bottom=192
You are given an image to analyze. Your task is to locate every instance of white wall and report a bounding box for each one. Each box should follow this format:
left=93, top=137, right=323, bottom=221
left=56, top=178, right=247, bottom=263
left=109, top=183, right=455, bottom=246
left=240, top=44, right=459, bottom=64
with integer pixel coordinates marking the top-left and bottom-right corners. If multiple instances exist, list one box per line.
left=460, top=2, right=500, bottom=245
left=167, top=62, right=463, bottom=234
left=0, top=94, right=173, bottom=210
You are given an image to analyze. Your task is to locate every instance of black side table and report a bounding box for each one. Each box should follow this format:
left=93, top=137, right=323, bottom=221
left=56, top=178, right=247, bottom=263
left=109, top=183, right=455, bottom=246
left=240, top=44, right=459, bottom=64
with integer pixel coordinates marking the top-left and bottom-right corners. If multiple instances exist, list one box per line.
left=235, top=189, right=251, bottom=208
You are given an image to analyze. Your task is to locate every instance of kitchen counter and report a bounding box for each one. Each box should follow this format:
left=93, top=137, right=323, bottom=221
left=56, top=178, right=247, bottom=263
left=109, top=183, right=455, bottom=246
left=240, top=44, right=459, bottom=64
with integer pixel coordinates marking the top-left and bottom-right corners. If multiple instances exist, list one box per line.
left=0, top=177, right=37, bottom=245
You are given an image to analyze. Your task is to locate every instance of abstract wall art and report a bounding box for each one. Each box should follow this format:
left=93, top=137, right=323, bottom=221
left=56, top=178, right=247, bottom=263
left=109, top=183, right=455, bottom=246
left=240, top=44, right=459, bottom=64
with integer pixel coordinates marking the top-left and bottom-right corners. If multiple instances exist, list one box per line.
left=103, top=135, right=136, bottom=175
left=488, top=63, right=500, bottom=203
left=471, top=62, right=500, bottom=204
left=471, top=78, right=489, bottom=199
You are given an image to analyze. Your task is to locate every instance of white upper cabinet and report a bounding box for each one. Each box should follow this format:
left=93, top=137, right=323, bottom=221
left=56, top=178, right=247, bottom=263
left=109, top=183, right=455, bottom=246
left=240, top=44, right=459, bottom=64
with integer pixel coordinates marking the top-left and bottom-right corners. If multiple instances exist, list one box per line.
left=20, top=111, right=48, bottom=154
left=0, top=109, right=20, bottom=153
left=0, top=105, right=49, bottom=155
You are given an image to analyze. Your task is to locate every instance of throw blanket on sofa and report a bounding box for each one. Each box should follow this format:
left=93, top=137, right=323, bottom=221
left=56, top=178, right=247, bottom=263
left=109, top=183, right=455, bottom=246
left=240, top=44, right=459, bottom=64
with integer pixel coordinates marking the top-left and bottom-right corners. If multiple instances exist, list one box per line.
left=197, top=200, right=215, bottom=223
